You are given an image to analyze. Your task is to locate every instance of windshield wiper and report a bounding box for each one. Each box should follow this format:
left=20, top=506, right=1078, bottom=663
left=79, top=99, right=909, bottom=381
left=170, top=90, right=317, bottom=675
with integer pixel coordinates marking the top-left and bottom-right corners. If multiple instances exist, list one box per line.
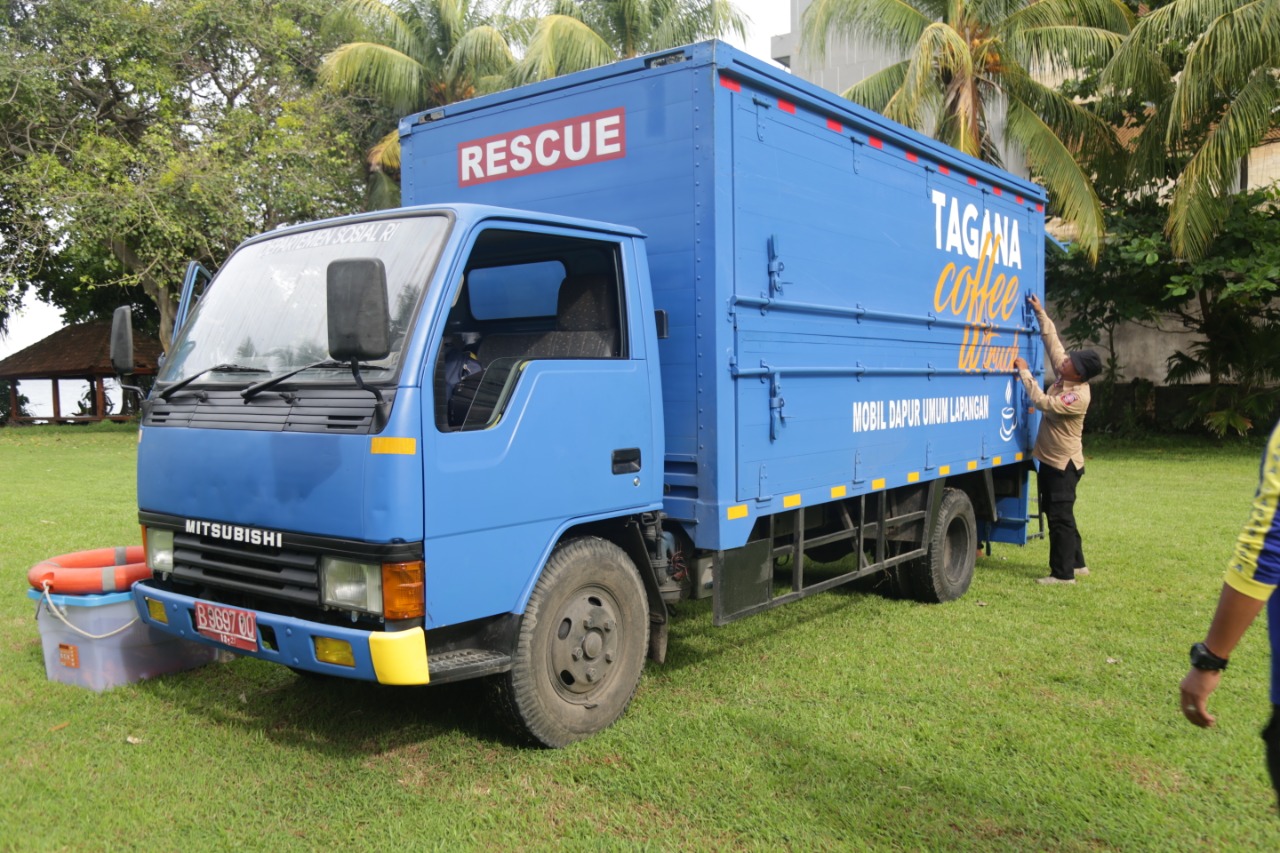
left=240, top=359, right=377, bottom=402
left=158, top=364, right=267, bottom=401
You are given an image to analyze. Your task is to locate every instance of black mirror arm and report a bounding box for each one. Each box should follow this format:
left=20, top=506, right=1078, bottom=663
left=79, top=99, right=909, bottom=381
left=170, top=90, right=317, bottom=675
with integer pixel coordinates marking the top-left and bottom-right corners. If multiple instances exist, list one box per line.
left=117, top=377, right=146, bottom=401
left=349, top=359, right=384, bottom=405
left=349, top=360, right=391, bottom=430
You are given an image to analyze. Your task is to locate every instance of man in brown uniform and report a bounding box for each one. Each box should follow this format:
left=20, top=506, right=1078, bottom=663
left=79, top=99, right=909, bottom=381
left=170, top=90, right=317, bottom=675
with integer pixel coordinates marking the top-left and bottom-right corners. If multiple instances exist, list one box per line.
left=1013, top=295, right=1102, bottom=585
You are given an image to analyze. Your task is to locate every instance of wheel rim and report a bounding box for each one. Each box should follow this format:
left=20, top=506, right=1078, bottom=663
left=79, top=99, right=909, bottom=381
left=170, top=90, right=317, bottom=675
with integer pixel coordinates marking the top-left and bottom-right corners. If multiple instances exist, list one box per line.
left=544, top=584, right=628, bottom=702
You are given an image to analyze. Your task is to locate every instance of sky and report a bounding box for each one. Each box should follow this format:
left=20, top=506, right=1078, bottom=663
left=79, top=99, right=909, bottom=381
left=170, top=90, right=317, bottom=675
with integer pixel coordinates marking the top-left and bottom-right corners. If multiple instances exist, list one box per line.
left=0, top=0, right=795, bottom=416
left=725, top=0, right=792, bottom=67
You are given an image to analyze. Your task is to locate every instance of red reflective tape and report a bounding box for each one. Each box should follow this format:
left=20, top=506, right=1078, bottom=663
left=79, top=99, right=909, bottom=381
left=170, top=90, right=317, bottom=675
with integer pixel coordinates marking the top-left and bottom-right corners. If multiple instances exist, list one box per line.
left=1016, top=195, right=1025, bottom=204
left=1036, top=203, right=1044, bottom=212
left=868, top=136, right=883, bottom=149
left=778, top=99, right=796, bottom=114
left=905, top=152, right=918, bottom=163
left=719, top=75, right=741, bottom=92
left=992, top=187, right=1002, bottom=196
left=826, top=118, right=843, bottom=132
left=967, top=176, right=978, bottom=186
left=938, top=165, right=950, bottom=176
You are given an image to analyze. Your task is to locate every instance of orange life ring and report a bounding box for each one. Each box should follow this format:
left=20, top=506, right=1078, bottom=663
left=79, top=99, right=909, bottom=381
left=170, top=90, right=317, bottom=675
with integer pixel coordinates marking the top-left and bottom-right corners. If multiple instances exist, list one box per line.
left=27, top=546, right=151, bottom=595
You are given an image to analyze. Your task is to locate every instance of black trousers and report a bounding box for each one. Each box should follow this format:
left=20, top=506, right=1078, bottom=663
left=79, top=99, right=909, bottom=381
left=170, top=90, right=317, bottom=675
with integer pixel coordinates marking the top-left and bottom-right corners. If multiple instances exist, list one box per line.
left=1264, top=706, right=1280, bottom=807
left=1039, top=461, right=1085, bottom=580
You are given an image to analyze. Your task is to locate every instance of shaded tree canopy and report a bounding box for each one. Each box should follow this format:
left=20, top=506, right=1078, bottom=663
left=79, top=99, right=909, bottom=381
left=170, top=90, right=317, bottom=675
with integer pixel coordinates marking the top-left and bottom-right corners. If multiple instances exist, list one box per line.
left=0, top=0, right=395, bottom=347
left=1048, top=187, right=1280, bottom=436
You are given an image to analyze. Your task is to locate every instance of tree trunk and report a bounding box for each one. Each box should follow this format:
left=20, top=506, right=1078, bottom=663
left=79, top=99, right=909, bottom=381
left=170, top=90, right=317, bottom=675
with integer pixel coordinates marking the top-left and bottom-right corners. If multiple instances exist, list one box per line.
left=107, top=237, right=178, bottom=351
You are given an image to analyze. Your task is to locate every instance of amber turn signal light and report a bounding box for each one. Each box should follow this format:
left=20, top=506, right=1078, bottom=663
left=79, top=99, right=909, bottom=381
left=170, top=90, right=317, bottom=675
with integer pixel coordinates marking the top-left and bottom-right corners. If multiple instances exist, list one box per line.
left=382, top=561, right=424, bottom=620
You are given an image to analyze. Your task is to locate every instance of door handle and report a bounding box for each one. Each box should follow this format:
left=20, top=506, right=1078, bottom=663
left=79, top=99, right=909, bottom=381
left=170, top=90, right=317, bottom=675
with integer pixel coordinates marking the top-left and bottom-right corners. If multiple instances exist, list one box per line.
left=612, top=447, right=641, bottom=475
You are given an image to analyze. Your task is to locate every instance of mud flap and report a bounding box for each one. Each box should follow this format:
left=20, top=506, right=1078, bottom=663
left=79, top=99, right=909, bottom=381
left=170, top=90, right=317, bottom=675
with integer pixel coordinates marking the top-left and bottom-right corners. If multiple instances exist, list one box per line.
left=712, top=538, right=772, bottom=626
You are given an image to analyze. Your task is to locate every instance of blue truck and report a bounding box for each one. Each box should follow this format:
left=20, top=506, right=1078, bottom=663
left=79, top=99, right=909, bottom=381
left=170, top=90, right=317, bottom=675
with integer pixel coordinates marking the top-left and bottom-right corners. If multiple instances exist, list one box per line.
left=112, top=41, right=1045, bottom=746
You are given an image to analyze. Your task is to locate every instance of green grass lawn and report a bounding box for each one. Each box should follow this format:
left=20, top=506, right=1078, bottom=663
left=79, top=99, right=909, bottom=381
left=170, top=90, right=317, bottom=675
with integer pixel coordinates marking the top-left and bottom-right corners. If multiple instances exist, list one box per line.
left=2, top=423, right=1278, bottom=849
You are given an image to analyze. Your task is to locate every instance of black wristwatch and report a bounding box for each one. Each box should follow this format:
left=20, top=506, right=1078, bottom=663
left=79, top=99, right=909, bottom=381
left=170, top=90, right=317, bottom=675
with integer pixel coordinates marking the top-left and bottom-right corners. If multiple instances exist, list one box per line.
left=1190, top=642, right=1229, bottom=672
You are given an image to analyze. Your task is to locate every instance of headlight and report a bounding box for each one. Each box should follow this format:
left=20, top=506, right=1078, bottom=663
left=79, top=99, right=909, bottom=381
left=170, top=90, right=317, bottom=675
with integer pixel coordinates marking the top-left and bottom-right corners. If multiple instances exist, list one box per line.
left=145, top=527, right=175, bottom=573
left=320, top=557, right=382, bottom=613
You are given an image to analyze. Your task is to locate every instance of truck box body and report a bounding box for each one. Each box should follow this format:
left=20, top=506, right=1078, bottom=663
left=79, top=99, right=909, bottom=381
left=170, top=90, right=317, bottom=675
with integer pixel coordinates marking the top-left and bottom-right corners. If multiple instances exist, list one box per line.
left=401, top=41, right=1045, bottom=551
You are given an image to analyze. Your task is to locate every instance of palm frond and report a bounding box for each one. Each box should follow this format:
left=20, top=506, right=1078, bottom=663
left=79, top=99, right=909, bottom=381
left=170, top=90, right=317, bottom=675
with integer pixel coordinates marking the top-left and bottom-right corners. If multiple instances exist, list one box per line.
left=842, top=61, right=910, bottom=114
left=1008, top=25, right=1126, bottom=79
left=1167, top=1, right=1280, bottom=145
left=432, top=0, right=473, bottom=51
left=1008, top=71, right=1123, bottom=167
left=319, top=42, right=426, bottom=114
left=326, top=0, right=426, bottom=62
left=446, top=25, right=517, bottom=84
left=1132, top=0, right=1264, bottom=46
left=509, top=14, right=616, bottom=85
left=1166, top=70, right=1278, bottom=259
left=1121, top=103, right=1177, bottom=189
left=368, top=127, right=402, bottom=174
left=1001, top=0, right=1131, bottom=37
left=1100, top=34, right=1171, bottom=104
left=652, top=0, right=749, bottom=51
left=892, top=22, right=970, bottom=137
left=800, top=0, right=932, bottom=59
left=1003, top=95, right=1106, bottom=261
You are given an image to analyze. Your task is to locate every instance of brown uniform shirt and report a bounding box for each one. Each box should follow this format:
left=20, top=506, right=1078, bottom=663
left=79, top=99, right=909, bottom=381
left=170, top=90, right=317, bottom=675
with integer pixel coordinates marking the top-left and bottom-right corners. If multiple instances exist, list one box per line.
left=1017, top=308, right=1090, bottom=471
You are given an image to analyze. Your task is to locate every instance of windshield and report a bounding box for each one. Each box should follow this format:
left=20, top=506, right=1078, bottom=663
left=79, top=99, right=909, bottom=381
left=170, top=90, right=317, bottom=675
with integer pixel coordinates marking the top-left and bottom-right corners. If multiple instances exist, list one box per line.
left=160, top=215, right=451, bottom=386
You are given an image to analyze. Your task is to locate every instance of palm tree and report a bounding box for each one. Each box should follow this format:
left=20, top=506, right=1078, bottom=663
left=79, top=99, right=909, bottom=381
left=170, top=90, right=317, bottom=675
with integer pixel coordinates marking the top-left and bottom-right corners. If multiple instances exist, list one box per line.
left=320, top=0, right=521, bottom=203
left=1104, top=0, right=1280, bottom=261
left=801, top=0, right=1133, bottom=262
left=511, top=0, right=748, bottom=85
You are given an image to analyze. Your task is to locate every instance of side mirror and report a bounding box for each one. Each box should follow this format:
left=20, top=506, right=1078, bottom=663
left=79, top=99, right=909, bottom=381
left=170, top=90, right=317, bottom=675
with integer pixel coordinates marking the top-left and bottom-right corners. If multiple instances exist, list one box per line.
left=327, top=259, right=391, bottom=362
left=110, top=306, right=135, bottom=374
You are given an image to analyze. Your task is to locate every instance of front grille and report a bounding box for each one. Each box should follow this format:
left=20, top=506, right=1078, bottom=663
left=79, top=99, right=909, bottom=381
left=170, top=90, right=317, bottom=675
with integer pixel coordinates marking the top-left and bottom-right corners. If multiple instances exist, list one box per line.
left=172, top=531, right=321, bottom=606
left=144, top=388, right=393, bottom=434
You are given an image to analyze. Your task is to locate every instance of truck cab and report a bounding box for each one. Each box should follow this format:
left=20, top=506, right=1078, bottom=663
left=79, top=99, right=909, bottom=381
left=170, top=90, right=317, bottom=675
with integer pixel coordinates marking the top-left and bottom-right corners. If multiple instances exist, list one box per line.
left=126, top=205, right=666, bottom=746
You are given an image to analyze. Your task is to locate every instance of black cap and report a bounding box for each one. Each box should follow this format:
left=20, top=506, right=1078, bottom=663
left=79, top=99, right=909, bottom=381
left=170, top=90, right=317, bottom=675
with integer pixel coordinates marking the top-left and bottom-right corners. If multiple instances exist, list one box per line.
left=1069, top=349, right=1102, bottom=381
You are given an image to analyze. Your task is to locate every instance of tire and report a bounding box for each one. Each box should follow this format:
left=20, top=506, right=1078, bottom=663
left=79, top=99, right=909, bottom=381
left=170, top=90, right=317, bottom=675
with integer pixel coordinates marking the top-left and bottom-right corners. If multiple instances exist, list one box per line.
left=901, top=488, right=976, bottom=603
left=494, top=536, right=649, bottom=747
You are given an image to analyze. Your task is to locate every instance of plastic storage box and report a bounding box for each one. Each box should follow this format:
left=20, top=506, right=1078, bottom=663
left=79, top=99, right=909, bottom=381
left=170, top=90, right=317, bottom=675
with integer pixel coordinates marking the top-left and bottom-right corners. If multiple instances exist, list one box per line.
left=28, top=588, right=219, bottom=691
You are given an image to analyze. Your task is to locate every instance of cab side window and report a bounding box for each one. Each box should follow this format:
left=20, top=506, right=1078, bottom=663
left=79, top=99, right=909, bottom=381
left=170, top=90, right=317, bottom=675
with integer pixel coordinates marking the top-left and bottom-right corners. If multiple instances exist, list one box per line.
left=434, top=229, right=626, bottom=432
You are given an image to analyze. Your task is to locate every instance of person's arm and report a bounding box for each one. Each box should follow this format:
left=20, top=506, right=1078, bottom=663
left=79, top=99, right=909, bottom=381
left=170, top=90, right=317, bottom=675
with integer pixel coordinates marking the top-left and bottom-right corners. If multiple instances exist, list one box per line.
left=1181, top=421, right=1280, bottom=727
left=1180, top=585, right=1268, bottom=727
left=1027, top=294, right=1068, bottom=374
left=1012, top=357, right=1086, bottom=416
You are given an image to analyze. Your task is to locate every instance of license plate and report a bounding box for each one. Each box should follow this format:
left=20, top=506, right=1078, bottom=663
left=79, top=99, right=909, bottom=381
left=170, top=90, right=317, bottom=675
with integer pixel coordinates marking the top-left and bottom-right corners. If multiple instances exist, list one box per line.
left=195, top=601, right=257, bottom=652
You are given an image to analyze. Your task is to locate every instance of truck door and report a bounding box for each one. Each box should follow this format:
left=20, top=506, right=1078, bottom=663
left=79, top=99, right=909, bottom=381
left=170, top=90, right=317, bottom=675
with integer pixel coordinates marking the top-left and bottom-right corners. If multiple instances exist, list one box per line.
left=420, top=224, right=661, bottom=628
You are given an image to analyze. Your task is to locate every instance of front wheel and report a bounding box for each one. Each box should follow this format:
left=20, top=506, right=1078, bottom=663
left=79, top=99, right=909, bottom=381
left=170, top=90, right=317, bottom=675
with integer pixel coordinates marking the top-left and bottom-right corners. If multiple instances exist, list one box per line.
left=494, top=536, right=649, bottom=747
left=900, top=488, right=976, bottom=603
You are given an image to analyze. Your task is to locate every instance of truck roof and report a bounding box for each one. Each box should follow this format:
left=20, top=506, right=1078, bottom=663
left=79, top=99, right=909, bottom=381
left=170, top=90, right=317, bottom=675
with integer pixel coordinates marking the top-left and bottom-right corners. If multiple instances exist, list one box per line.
left=237, top=204, right=645, bottom=252
left=400, top=39, right=1045, bottom=203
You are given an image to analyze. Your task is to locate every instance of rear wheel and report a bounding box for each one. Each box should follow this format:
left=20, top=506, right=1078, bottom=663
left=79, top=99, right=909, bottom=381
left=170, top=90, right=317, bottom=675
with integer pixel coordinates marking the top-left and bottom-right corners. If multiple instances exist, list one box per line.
left=900, top=488, right=976, bottom=603
left=494, top=536, right=649, bottom=747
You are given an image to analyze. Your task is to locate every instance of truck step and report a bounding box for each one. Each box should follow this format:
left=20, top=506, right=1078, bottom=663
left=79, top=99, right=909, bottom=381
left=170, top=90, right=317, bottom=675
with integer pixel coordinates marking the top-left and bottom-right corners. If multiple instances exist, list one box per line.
left=428, top=648, right=512, bottom=684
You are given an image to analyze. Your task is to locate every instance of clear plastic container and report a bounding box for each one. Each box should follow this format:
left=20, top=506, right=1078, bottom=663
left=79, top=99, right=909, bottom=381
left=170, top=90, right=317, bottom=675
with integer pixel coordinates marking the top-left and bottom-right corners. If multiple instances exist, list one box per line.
left=28, top=588, right=219, bottom=691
